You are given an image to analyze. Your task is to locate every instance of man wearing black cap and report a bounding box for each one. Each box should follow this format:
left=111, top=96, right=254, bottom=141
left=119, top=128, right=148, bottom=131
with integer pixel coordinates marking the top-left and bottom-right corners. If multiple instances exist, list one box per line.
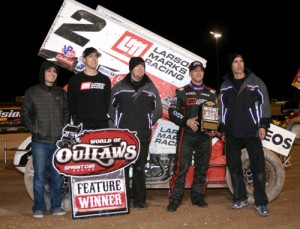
left=109, top=56, right=162, bottom=210
left=21, top=60, right=70, bottom=218
left=67, top=47, right=111, bottom=130
left=167, top=60, right=218, bottom=212
left=219, top=53, right=271, bottom=217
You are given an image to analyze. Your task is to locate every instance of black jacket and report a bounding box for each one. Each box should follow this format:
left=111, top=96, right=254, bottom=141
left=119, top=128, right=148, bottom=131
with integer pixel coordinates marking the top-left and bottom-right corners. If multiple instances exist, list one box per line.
left=21, top=61, right=70, bottom=144
left=219, top=68, right=271, bottom=138
left=109, top=73, right=162, bottom=142
left=168, top=82, right=218, bottom=134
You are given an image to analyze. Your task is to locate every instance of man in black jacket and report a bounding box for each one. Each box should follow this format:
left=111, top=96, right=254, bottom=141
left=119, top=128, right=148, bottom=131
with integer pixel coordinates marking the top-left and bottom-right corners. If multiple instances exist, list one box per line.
left=109, top=57, right=162, bottom=210
left=21, top=60, right=70, bottom=218
left=219, top=53, right=271, bottom=217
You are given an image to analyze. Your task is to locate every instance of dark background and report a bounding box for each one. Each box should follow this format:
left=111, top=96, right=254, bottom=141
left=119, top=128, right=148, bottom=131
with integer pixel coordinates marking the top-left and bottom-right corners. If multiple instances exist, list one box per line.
left=2, top=0, right=299, bottom=102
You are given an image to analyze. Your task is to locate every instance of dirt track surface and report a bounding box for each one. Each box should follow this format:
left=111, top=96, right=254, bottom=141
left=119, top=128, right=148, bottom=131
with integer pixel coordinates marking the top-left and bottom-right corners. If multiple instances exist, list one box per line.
left=1, top=134, right=299, bottom=229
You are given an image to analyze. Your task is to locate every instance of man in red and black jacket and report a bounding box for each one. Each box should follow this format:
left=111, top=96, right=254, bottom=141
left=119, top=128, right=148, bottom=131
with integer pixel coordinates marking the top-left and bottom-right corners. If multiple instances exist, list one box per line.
left=167, top=61, right=218, bottom=212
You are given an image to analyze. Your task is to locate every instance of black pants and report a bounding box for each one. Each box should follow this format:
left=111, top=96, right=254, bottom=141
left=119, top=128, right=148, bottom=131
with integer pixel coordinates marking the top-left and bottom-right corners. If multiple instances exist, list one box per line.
left=169, top=132, right=211, bottom=205
left=125, top=141, right=149, bottom=205
left=225, top=136, right=268, bottom=206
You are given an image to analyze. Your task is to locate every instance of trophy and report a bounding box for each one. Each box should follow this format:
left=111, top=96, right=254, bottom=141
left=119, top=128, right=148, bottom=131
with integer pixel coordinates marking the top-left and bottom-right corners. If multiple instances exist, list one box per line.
left=200, top=101, right=219, bottom=132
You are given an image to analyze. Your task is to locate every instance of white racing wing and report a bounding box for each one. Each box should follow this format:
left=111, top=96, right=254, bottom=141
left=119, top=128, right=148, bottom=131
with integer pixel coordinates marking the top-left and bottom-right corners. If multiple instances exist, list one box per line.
left=39, top=0, right=209, bottom=156
left=38, top=0, right=206, bottom=120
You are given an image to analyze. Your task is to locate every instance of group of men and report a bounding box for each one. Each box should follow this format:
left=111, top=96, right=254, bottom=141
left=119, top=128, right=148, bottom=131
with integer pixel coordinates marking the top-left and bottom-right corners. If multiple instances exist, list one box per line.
left=21, top=47, right=271, bottom=219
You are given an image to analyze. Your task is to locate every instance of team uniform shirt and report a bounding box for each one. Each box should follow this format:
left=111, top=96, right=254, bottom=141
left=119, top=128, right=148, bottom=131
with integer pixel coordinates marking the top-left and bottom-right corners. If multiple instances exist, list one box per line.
left=67, top=72, right=111, bottom=130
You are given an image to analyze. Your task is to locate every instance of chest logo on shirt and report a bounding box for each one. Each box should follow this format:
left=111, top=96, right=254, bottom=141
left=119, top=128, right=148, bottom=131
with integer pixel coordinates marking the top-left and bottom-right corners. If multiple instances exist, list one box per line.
left=187, top=98, right=196, bottom=105
left=186, top=92, right=196, bottom=95
left=81, top=82, right=92, bottom=90
left=80, top=82, right=105, bottom=90
left=200, top=93, right=210, bottom=97
left=187, top=98, right=206, bottom=105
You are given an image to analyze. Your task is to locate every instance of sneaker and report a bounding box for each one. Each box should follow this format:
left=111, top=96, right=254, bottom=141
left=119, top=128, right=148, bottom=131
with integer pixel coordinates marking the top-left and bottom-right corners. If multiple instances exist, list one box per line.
left=232, top=200, right=248, bottom=209
left=138, top=202, right=149, bottom=210
left=167, top=203, right=179, bottom=212
left=192, top=199, right=208, bottom=208
left=51, top=208, right=66, bottom=216
left=132, top=200, right=139, bottom=208
left=254, top=205, right=270, bottom=217
left=33, top=210, right=44, bottom=218
left=132, top=201, right=149, bottom=210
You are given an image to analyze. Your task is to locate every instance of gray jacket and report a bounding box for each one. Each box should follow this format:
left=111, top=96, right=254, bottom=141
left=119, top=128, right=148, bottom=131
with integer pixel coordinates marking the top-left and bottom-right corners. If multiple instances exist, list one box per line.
left=21, top=61, right=70, bottom=144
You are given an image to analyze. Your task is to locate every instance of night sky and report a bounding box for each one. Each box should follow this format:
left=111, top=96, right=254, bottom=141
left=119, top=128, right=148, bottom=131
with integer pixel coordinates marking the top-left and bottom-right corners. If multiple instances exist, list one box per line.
left=3, top=0, right=299, bottom=102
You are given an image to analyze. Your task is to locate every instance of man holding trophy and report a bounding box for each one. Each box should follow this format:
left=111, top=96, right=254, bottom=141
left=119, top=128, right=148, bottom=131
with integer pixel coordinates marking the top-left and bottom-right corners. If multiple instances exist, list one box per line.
left=167, top=61, right=219, bottom=212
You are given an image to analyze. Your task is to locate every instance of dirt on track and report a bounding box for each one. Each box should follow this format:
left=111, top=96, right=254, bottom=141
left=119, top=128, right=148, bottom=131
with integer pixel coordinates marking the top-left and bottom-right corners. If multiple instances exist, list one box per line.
left=0, top=133, right=299, bottom=229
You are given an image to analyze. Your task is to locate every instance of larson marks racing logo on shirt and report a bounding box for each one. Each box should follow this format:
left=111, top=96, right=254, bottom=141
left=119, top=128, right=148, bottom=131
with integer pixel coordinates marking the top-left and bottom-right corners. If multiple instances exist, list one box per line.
left=80, top=82, right=106, bottom=90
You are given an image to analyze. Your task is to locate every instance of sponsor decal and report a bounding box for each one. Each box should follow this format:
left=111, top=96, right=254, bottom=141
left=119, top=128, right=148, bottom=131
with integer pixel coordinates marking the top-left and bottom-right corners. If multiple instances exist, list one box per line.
left=172, top=110, right=184, bottom=119
left=200, top=92, right=210, bottom=97
left=186, top=92, right=196, bottom=95
left=145, top=47, right=189, bottom=82
left=0, top=110, right=20, bottom=119
left=112, top=31, right=152, bottom=58
left=79, top=82, right=107, bottom=90
left=246, top=85, right=256, bottom=91
left=162, top=96, right=172, bottom=110
left=187, top=98, right=196, bottom=105
left=262, top=124, right=296, bottom=156
left=0, top=105, right=25, bottom=133
left=56, top=53, right=75, bottom=67
left=150, top=120, right=178, bottom=150
left=80, top=82, right=92, bottom=90
left=291, top=67, right=300, bottom=89
left=62, top=45, right=76, bottom=58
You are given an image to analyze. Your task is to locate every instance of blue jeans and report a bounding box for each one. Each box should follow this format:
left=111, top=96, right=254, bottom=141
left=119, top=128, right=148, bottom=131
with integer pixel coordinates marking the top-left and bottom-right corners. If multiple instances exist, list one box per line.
left=31, top=141, right=63, bottom=213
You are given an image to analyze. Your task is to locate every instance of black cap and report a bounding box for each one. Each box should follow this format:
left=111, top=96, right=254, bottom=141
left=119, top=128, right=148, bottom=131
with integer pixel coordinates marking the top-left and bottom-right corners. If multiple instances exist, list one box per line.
left=82, top=47, right=101, bottom=58
left=189, top=61, right=205, bottom=71
left=41, top=60, right=60, bottom=74
left=228, top=53, right=243, bottom=67
left=129, top=57, right=145, bottom=72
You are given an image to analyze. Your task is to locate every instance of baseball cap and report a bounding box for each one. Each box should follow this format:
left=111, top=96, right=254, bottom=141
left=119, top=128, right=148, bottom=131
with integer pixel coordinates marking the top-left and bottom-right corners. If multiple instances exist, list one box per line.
left=189, top=61, right=205, bottom=71
left=82, top=47, right=101, bottom=58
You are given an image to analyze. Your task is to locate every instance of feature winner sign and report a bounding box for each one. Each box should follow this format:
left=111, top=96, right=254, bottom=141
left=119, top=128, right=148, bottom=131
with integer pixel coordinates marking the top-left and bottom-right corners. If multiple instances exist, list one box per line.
left=53, top=126, right=139, bottom=219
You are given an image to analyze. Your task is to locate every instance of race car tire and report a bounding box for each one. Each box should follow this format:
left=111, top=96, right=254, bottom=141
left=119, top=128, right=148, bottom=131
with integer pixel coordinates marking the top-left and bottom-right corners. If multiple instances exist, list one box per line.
left=24, top=156, right=71, bottom=211
left=225, top=148, right=285, bottom=204
left=286, top=117, right=300, bottom=145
